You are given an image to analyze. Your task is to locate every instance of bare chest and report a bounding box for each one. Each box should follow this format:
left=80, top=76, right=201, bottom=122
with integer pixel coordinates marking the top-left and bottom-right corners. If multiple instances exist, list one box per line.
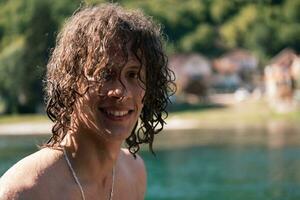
left=112, top=185, right=139, bottom=200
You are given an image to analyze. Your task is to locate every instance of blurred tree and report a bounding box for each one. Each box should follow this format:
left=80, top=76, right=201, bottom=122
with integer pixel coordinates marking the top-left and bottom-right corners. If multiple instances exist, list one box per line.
left=18, top=0, right=57, bottom=113
left=51, top=0, right=82, bottom=26
left=210, top=0, right=236, bottom=24
left=244, top=22, right=281, bottom=65
left=0, top=0, right=36, bottom=113
left=123, top=0, right=207, bottom=52
left=283, top=0, right=300, bottom=22
left=278, top=24, right=300, bottom=52
left=220, top=4, right=258, bottom=49
left=0, top=38, right=25, bottom=113
left=0, top=25, right=3, bottom=41
left=0, top=0, right=35, bottom=48
left=0, top=0, right=299, bottom=113
left=180, top=24, right=220, bottom=56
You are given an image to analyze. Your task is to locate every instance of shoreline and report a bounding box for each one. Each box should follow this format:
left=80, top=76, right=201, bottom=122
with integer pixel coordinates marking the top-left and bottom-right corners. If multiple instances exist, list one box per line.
left=1, top=99, right=300, bottom=135
left=0, top=119, right=202, bottom=135
left=0, top=118, right=298, bottom=135
left=0, top=121, right=52, bottom=135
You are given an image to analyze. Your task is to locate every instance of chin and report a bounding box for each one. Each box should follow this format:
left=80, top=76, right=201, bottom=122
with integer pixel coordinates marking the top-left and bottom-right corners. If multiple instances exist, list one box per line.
left=95, top=110, right=139, bottom=140
left=91, top=124, right=133, bottom=141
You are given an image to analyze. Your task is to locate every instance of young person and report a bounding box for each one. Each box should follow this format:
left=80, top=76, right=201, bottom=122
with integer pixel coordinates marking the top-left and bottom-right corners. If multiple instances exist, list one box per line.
left=0, top=3, right=175, bottom=200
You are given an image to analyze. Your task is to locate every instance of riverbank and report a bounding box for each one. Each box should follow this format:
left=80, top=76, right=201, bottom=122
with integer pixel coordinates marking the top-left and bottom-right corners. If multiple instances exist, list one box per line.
left=0, top=100, right=299, bottom=135
left=0, top=118, right=204, bottom=135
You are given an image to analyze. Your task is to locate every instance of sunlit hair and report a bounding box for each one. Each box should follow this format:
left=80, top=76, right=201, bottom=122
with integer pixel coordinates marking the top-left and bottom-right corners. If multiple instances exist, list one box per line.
left=45, top=3, right=175, bottom=156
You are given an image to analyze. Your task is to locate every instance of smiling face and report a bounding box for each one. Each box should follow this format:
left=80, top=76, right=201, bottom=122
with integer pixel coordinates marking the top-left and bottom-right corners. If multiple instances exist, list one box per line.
left=73, top=54, right=146, bottom=141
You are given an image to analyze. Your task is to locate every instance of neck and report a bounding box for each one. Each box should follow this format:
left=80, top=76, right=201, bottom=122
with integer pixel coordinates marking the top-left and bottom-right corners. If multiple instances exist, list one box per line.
left=61, top=127, right=121, bottom=183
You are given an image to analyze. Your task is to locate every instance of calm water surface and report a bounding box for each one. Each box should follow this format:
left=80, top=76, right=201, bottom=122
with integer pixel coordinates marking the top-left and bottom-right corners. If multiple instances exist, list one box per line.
left=1, top=127, right=300, bottom=200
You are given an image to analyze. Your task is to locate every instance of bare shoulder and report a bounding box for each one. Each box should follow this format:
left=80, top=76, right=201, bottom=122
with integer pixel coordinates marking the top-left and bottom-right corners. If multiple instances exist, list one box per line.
left=0, top=148, right=63, bottom=199
left=120, top=148, right=146, bottom=175
left=120, top=148, right=147, bottom=199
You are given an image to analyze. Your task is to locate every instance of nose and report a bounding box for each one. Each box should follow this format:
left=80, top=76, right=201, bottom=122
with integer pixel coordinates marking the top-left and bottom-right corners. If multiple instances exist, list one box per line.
left=106, top=74, right=134, bottom=100
left=107, top=77, right=131, bottom=100
left=107, top=88, right=124, bottom=99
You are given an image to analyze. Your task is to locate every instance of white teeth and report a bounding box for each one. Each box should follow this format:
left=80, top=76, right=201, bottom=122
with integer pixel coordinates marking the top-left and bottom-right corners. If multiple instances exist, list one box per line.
left=106, top=110, right=129, bottom=117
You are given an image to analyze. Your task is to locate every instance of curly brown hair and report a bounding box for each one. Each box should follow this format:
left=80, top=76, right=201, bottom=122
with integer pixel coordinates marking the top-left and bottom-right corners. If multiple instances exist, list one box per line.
left=45, top=3, right=175, bottom=156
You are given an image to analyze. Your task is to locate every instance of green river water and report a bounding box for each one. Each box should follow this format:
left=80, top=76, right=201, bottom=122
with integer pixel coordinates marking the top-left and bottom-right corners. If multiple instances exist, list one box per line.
left=1, top=127, right=300, bottom=200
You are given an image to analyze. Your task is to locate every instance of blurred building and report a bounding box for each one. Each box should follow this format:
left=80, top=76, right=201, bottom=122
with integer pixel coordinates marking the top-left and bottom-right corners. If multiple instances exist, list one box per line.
left=264, top=48, right=300, bottom=105
left=168, top=53, right=212, bottom=102
left=212, top=49, right=259, bottom=93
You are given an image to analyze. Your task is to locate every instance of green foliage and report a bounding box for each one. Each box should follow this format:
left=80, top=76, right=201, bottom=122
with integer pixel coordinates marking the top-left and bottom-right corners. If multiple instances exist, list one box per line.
left=180, top=24, right=219, bottom=56
left=50, top=0, right=82, bottom=27
left=19, top=0, right=57, bottom=113
left=0, top=0, right=299, bottom=113
left=0, top=0, right=36, bottom=47
left=210, top=0, right=236, bottom=24
left=0, top=0, right=57, bottom=113
left=0, top=37, right=25, bottom=113
left=122, top=0, right=208, bottom=51
left=220, top=4, right=258, bottom=49
left=278, top=24, right=300, bottom=51
left=283, top=0, right=300, bottom=22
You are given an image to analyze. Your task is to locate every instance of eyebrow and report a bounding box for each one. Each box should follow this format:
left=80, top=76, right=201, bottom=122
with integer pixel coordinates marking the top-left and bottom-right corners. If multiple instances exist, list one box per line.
left=127, top=65, right=143, bottom=70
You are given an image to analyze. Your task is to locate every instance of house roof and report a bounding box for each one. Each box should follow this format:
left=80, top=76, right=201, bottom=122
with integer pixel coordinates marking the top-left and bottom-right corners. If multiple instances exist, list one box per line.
left=213, top=49, right=258, bottom=74
left=168, top=53, right=212, bottom=92
left=221, top=49, right=257, bottom=61
left=168, top=53, right=211, bottom=76
left=269, top=48, right=298, bottom=69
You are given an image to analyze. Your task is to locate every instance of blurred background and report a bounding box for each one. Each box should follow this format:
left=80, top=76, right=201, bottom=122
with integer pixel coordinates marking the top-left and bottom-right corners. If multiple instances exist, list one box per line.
left=0, top=0, right=300, bottom=199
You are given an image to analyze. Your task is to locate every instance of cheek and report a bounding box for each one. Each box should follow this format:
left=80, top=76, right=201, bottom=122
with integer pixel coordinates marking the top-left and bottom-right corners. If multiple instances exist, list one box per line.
left=76, top=91, right=98, bottom=114
left=137, top=88, right=145, bottom=103
left=133, top=88, right=145, bottom=113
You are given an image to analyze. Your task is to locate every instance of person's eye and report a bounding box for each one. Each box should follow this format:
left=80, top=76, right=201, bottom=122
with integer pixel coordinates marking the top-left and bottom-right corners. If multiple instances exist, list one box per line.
left=103, top=73, right=113, bottom=81
left=128, top=71, right=139, bottom=79
left=98, top=70, right=115, bottom=82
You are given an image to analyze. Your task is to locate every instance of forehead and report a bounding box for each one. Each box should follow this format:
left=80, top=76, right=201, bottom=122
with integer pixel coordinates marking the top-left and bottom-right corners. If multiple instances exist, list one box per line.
left=105, top=37, right=144, bottom=67
left=125, top=54, right=143, bottom=68
left=84, top=37, right=146, bottom=78
left=105, top=51, right=144, bottom=71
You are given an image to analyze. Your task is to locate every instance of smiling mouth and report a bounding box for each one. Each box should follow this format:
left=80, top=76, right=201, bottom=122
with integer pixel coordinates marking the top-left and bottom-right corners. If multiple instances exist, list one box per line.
left=99, top=108, right=134, bottom=120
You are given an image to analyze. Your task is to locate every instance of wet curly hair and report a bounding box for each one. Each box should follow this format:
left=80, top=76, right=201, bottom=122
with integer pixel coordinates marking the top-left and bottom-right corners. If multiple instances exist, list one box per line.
left=45, top=3, right=175, bottom=156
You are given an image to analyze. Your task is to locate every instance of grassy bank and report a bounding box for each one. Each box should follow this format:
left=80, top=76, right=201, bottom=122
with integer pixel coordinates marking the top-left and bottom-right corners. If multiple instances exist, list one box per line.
left=168, top=100, right=300, bottom=127
left=0, top=114, right=48, bottom=124
left=0, top=100, right=299, bottom=126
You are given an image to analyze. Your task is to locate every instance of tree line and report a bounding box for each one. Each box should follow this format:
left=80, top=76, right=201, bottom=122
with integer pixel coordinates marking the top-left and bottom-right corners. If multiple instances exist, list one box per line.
left=0, top=0, right=299, bottom=114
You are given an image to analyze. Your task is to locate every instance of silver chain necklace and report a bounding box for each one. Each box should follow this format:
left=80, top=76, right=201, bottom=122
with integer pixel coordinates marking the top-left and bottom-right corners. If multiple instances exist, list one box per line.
left=63, top=147, right=115, bottom=200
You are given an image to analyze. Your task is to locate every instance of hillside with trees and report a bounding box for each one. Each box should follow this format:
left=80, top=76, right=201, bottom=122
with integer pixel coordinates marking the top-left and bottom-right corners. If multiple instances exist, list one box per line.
left=0, top=0, right=299, bottom=114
